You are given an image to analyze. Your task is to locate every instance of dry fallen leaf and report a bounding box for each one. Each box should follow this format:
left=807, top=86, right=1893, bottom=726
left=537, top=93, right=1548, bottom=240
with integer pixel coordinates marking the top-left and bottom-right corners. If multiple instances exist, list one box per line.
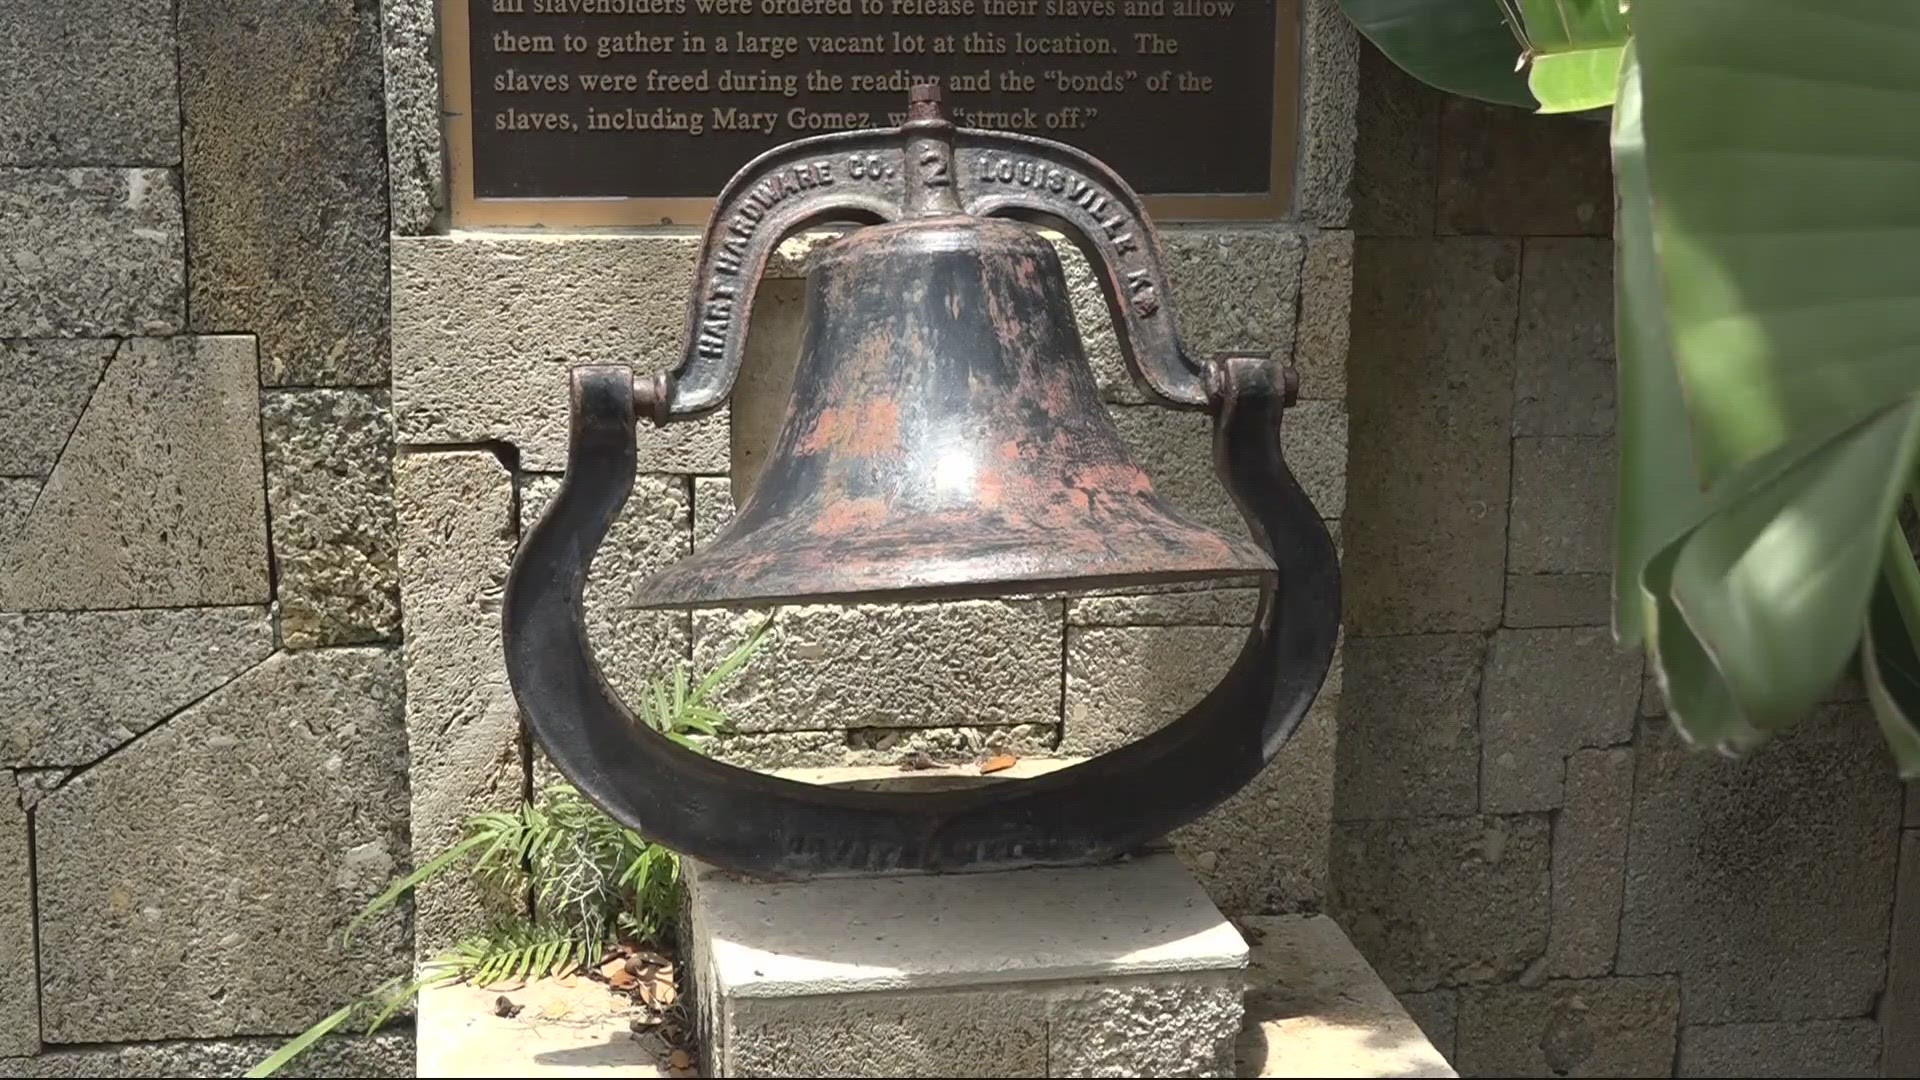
left=597, top=957, right=628, bottom=981
left=609, top=968, right=639, bottom=991
left=980, top=753, right=1018, bottom=774
left=669, top=1049, right=692, bottom=1070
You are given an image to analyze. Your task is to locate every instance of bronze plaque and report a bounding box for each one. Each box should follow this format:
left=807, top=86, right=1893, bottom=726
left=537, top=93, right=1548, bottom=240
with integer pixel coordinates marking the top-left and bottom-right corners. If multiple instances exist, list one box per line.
left=442, top=0, right=1299, bottom=226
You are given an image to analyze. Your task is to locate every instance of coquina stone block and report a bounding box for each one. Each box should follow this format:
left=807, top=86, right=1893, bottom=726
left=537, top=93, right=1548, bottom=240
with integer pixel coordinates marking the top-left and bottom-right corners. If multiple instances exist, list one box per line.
left=1331, top=814, right=1551, bottom=993
left=1508, top=436, right=1614, bottom=578
left=1064, top=624, right=1243, bottom=756
left=263, top=390, right=400, bottom=647
left=1297, top=0, right=1361, bottom=228
left=706, top=724, right=1058, bottom=773
left=1678, top=1019, right=1882, bottom=1078
left=0, top=1032, right=413, bottom=1078
left=181, top=0, right=389, bottom=386
left=0, top=482, right=33, bottom=541
left=1066, top=586, right=1261, bottom=628
left=0, top=607, right=274, bottom=767
left=1617, top=704, right=1899, bottom=1024
left=34, top=649, right=410, bottom=1043
left=0, top=336, right=269, bottom=611
left=391, top=235, right=728, bottom=472
left=1, top=780, right=34, bottom=1057
left=1351, top=45, right=1443, bottom=237
left=1455, top=977, right=1680, bottom=1077
left=395, top=451, right=525, bottom=954
left=1479, top=627, right=1641, bottom=813
left=1886, top=830, right=1920, bottom=1075
left=0, top=340, right=114, bottom=476
left=1106, top=399, right=1346, bottom=535
left=0, top=168, right=183, bottom=337
left=1396, top=990, right=1459, bottom=1065
left=1437, top=99, right=1613, bottom=238
left=1547, top=748, right=1633, bottom=978
left=1333, top=633, right=1485, bottom=820
left=519, top=473, right=692, bottom=711
left=1295, top=229, right=1354, bottom=402
left=0, top=0, right=179, bottom=166
left=382, top=0, right=443, bottom=234
left=1514, top=238, right=1615, bottom=437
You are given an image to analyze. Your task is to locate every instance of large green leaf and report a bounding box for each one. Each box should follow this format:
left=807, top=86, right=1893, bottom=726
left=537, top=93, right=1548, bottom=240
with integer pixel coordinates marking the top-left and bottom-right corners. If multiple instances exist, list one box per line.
left=1517, top=0, right=1628, bottom=113
left=1865, top=530, right=1920, bottom=776
left=1336, top=0, right=1535, bottom=109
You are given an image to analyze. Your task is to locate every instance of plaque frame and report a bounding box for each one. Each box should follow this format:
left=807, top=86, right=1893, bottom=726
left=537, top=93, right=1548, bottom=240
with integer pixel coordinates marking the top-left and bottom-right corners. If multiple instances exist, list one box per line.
left=439, top=0, right=1302, bottom=228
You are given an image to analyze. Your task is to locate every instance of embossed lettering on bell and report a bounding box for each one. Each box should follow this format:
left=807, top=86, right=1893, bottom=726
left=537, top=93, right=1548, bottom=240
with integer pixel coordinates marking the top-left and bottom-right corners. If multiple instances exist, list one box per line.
left=502, top=87, right=1341, bottom=877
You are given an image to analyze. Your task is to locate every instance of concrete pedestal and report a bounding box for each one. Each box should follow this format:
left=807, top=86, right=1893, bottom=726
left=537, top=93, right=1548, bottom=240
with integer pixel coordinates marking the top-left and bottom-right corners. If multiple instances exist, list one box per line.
left=684, top=851, right=1249, bottom=1078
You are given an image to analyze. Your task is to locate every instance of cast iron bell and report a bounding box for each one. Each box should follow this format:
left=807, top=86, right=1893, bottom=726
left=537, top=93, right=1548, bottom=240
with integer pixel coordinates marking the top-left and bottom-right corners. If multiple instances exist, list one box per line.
left=503, top=86, right=1341, bottom=877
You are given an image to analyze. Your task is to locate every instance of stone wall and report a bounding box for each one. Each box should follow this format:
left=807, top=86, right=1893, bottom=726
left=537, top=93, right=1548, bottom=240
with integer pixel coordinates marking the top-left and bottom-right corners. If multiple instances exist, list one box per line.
left=0, top=0, right=410, bottom=1074
left=1329, top=45, right=1906, bottom=1078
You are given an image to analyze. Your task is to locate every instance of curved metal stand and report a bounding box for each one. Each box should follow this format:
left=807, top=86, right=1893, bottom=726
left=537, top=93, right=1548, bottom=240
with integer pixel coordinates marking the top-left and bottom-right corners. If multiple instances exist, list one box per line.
left=502, top=357, right=1340, bottom=878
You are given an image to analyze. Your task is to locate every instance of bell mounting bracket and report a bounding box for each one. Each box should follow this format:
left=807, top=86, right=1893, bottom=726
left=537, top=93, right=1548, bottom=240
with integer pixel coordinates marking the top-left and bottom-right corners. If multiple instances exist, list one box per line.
left=503, top=88, right=1342, bottom=878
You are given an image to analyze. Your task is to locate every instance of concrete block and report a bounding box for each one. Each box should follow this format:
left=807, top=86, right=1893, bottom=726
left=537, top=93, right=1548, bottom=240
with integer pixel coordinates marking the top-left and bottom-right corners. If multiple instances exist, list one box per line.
left=1065, top=624, right=1243, bottom=755
left=264, top=390, right=401, bottom=647
left=1351, top=44, right=1442, bottom=237
left=383, top=0, right=443, bottom=234
left=0, top=340, right=114, bottom=475
left=0, top=337, right=269, bottom=611
left=1348, top=237, right=1521, bottom=418
left=0, top=0, right=178, bottom=166
left=1548, top=748, right=1633, bottom=978
left=1237, top=914, right=1455, bottom=1078
left=1437, top=100, right=1613, bottom=237
left=1510, top=436, right=1614, bottom=577
left=707, top=725, right=1057, bottom=772
left=418, top=980, right=668, bottom=1077
left=12, top=769, right=70, bottom=812
left=0, top=168, right=183, bottom=337
left=1515, top=238, right=1615, bottom=436
left=182, top=0, right=388, bottom=386
left=394, top=451, right=526, bottom=954
left=1067, top=587, right=1261, bottom=627
left=1330, top=814, right=1551, bottom=992
left=1616, top=702, right=1899, bottom=1023
left=1296, top=0, right=1361, bottom=228
left=1333, top=633, right=1484, bottom=820
left=686, top=852, right=1247, bottom=1078
left=1455, top=977, right=1679, bottom=1077
left=1106, top=398, right=1345, bottom=534
left=0, top=481, right=32, bottom=542
left=0, top=780, right=34, bottom=1057
left=1679, top=1019, right=1881, bottom=1078
left=391, top=235, right=728, bottom=472
left=34, top=649, right=410, bottom=1042
left=1480, top=627, right=1641, bottom=813
left=1294, top=229, right=1353, bottom=402
left=520, top=473, right=692, bottom=712
left=0, top=607, right=273, bottom=767
left=1394, top=991, right=1458, bottom=1066
left=1887, top=830, right=1920, bottom=1076
left=0, top=1032, right=413, bottom=1078
left=1504, top=572, right=1612, bottom=629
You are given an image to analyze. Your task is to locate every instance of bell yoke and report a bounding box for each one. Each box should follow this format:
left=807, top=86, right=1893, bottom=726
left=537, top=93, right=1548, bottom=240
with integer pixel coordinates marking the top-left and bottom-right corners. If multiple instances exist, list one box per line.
left=501, top=85, right=1342, bottom=877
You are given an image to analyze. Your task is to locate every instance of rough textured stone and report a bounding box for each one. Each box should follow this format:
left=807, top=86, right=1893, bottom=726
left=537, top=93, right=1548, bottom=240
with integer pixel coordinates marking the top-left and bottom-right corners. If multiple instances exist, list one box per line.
left=1334, top=633, right=1484, bottom=820
left=1173, top=648, right=1341, bottom=913
left=694, top=600, right=1059, bottom=734
left=1296, top=0, right=1360, bottom=228
left=1106, top=399, right=1346, bottom=535
left=13, top=768, right=70, bottom=811
left=0, top=0, right=179, bottom=166
left=1351, top=45, right=1442, bottom=237
left=1515, top=239, right=1615, bottom=436
left=1679, top=1020, right=1880, bottom=1078
left=263, top=391, right=400, bottom=647
left=0, top=1031, right=413, bottom=1077
left=1050, top=974, right=1241, bottom=1077
left=1480, top=627, right=1641, bottom=813
left=1238, top=915, right=1455, bottom=1079
left=1396, top=991, right=1459, bottom=1065
left=721, top=990, right=1048, bottom=1077
left=0, top=168, right=183, bottom=336
left=394, top=451, right=525, bottom=954
left=382, top=0, right=442, bottom=234
left=1505, top=572, right=1612, bottom=629
left=1455, top=977, right=1680, bottom=1078
left=0, top=481, right=33, bottom=541
left=1437, top=99, right=1613, bottom=237
left=1, top=780, right=34, bottom=1057
left=723, top=279, right=810, bottom=498
left=1616, top=703, right=1899, bottom=1023
left=1067, top=587, right=1260, bottom=627
left=0, top=340, right=113, bottom=475
left=1065, top=623, right=1242, bottom=755
left=1510, top=436, right=1614, bottom=577
left=181, top=0, right=388, bottom=386
left=1295, top=229, right=1353, bottom=402
left=1079, top=229, right=1306, bottom=406
left=0, top=337, right=269, bottom=611
left=35, top=648, right=409, bottom=1042
left=0, top=607, right=274, bottom=767
left=1886, top=830, right=1920, bottom=1076
left=1548, top=748, right=1633, bottom=978
left=391, top=235, right=728, bottom=471
left=1348, top=237, right=1521, bottom=417
left=1330, top=814, right=1551, bottom=992
left=706, top=724, right=1057, bottom=772
left=520, top=473, right=692, bottom=710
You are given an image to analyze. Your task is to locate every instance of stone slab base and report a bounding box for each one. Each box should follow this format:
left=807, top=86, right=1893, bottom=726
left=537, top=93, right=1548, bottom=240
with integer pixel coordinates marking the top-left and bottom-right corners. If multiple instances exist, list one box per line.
left=685, top=851, right=1248, bottom=1077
